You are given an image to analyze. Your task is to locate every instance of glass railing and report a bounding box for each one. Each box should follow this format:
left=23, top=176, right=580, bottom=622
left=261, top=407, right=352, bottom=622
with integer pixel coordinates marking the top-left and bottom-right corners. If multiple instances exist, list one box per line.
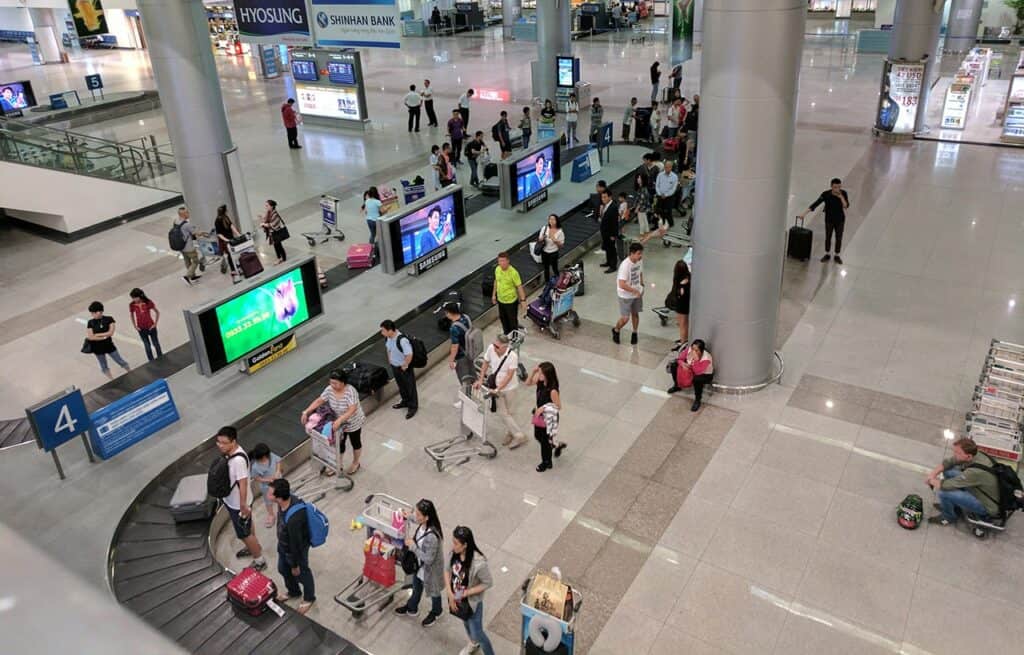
left=0, top=117, right=178, bottom=189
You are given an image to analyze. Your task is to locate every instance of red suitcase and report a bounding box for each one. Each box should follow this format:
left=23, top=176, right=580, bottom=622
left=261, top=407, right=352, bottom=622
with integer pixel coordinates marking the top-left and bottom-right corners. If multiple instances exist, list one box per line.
left=663, top=137, right=680, bottom=153
left=226, top=567, right=277, bottom=616
left=347, top=243, right=376, bottom=269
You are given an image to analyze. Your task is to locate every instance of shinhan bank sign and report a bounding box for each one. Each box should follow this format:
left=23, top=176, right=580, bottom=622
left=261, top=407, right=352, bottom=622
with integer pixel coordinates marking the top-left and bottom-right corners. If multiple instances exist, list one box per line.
left=232, top=0, right=314, bottom=46
left=311, top=0, right=401, bottom=49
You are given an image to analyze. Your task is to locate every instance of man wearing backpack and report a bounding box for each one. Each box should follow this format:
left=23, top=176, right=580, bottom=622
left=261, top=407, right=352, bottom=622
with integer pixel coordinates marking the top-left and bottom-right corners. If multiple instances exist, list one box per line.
left=268, top=479, right=316, bottom=615
left=380, top=319, right=419, bottom=420
left=170, top=206, right=206, bottom=286
left=926, top=437, right=1001, bottom=526
left=445, top=302, right=476, bottom=387
left=213, top=426, right=267, bottom=571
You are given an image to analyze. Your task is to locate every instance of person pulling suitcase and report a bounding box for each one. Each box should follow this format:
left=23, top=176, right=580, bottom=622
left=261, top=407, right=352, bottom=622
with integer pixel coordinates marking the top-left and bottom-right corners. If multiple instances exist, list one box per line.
left=798, top=177, right=849, bottom=265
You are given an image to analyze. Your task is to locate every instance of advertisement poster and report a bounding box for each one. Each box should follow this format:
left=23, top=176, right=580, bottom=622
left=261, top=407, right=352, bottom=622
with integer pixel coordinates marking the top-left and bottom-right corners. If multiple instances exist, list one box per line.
left=398, top=194, right=457, bottom=265
left=232, top=0, right=313, bottom=45
left=215, top=267, right=310, bottom=362
left=670, top=0, right=694, bottom=65
left=875, top=60, right=924, bottom=135
left=297, top=85, right=363, bottom=121
left=311, top=0, right=401, bottom=49
left=68, top=0, right=108, bottom=38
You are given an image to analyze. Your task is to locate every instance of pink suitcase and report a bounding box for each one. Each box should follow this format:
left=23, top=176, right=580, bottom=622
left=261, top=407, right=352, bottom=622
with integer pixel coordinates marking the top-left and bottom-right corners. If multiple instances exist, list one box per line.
left=347, top=243, right=376, bottom=269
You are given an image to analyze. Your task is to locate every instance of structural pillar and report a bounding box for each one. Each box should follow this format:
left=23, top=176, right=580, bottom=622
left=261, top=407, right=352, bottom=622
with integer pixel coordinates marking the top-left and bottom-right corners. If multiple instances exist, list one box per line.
left=693, top=0, right=704, bottom=48
left=887, top=0, right=943, bottom=133
left=533, top=0, right=572, bottom=104
left=689, top=0, right=806, bottom=388
left=502, top=0, right=521, bottom=39
left=945, top=0, right=983, bottom=53
left=137, top=0, right=238, bottom=233
left=29, top=8, right=68, bottom=64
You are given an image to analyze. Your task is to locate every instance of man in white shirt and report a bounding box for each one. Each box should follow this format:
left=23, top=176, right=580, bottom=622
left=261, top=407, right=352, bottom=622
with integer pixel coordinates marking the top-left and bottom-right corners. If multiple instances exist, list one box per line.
left=655, top=160, right=680, bottom=228
left=404, top=83, right=422, bottom=133
left=216, top=426, right=267, bottom=570
left=475, top=334, right=525, bottom=448
left=458, top=88, right=474, bottom=130
left=612, top=242, right=645, bottom=345
left=422, top=78, right=438, bottom=127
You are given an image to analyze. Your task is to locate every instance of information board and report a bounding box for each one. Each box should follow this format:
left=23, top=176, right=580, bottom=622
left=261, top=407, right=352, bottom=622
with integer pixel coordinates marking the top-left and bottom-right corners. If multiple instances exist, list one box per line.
left=327, top=61, right=355, bottom=84
left=875, top=60, right=924, bottom=135
left=89, top=379, right=180, bottom=460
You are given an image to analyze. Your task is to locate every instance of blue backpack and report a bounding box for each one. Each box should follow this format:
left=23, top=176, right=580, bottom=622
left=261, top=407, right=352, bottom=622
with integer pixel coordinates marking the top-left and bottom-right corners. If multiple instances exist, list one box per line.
left=285, top=501, right=329, bottom=547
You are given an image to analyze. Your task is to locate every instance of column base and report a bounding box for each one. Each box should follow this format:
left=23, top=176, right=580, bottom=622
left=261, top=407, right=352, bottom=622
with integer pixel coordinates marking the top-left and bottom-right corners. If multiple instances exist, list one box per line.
left=872, top=128, right=915, bottom=143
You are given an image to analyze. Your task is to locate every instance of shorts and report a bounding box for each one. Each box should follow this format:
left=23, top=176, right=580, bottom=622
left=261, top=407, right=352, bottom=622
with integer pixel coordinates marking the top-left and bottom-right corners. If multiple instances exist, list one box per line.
left=226, top=505, right=253, bottom=540
left=500, top=145, right=512, bottom=154
left=618, top=296, right=643, bottom=316
left=340, top=428, right=362, bottom=453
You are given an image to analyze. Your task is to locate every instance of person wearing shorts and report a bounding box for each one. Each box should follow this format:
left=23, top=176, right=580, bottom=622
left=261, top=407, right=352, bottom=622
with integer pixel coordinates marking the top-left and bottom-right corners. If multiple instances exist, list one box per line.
left=215, top=426, right=267, bottom=570
left=299, top=369, right=366, bottom=475
left=612, top=242, right=645, bottom=346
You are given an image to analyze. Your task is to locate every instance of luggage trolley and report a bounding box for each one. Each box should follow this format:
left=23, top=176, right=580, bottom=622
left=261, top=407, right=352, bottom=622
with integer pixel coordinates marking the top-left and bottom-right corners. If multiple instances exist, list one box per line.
left=307, top=425, right=355, bottom=492
left=335, top=493, right=413, bottom=618
left=519, top=572, right=583, bottom=655
left=424, top=380, right=498, bottom=472
left=472, top=327, right=528, bottom=382
left=303, top=194, right=346, bottom=246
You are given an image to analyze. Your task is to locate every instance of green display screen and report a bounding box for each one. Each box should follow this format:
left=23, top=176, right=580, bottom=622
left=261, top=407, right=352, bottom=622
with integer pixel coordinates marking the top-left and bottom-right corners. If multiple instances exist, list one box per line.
left=214, top=267, right=310, bottom=362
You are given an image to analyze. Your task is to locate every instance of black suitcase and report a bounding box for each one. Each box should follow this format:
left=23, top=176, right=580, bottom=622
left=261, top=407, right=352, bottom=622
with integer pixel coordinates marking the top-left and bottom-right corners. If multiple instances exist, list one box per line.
left=483, top=163, right=498, bottom=179
left=343, top=361, right=389, bottom=395
left=787, top=216, right=812, bottom=261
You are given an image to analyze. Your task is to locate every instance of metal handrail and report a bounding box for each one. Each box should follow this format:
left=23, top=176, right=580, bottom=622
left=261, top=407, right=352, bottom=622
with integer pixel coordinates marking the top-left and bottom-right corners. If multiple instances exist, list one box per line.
left=710, top=352, right=786, bottom=395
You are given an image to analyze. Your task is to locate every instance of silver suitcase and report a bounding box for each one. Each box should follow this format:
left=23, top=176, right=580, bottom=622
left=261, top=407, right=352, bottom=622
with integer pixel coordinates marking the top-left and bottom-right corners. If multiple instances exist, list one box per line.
left=169, top=474, right=215, bottom=523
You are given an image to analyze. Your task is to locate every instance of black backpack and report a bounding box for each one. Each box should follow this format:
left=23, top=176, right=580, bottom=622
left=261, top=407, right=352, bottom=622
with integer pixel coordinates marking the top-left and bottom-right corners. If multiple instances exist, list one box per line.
left=968, top=460, right=1024, bottom=519
left=400, top=334, right=428, bottom=369
left=168, top=222, right=187, bottom=251
left=491, top=122, right=501, bottom=141
left=208, top=451, right=249, bottom=499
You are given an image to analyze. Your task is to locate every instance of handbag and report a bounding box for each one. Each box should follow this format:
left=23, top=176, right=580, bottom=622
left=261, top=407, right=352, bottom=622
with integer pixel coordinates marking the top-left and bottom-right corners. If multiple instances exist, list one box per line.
left=273, top=225, right=290, bottom=242
left=528, top=242, right=543, bottom=264
left=533, top=229, right=547, bottom=257
left=81, top=338, right=93, bottom=354
left=362, top=535, right=396, bottom=587
left=664, top=289, right=678, bottom=312
left=449, top=597, right=473, bottom=620
left=532, top=412, right=546, bottom=429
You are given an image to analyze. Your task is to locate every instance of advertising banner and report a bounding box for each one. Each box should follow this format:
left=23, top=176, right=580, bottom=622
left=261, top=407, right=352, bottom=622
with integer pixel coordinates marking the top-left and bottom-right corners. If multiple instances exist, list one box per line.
left=297, top=85, right=363, bottom=120
left=875, top=60, right=925, bottom=135
left=244, top=333, right=297, bottom=373
left=232, top=0, right=314, bottom=45
left=670, top=0, right=695, bottom=65
left=311, top=0, right=401, bottom=49
left=68, top=0, right=109, bottom=38
left=89, top=380, right=180, bottom=460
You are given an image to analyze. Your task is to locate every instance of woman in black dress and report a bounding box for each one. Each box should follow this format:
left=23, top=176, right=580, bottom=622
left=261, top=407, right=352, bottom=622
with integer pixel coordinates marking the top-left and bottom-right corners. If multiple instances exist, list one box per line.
left=671, top=260, right=690, bottom=347
left=526, top=362, right=563, bottom=472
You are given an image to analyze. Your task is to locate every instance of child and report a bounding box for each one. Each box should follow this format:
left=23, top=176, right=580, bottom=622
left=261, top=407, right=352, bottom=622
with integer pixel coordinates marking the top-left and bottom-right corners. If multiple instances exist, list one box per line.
left=249, top=443, right=283, bottom=527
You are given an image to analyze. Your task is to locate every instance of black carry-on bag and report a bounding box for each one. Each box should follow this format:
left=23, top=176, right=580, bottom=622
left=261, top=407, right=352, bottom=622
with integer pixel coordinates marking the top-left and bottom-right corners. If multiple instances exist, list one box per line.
left=787, top=216, right=813, bottom=261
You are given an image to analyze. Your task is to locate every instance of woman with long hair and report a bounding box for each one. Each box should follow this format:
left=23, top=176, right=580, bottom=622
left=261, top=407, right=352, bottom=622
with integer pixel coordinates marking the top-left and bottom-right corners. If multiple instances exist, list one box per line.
left=445, top=526, right=495, bottom=655
left=537, top=213, right=565, bottom=282
left=260, top=199, right=288, bottom=264
left=668, top=338, right=714, bottom=412
left=214, top=204, right=241, bottom=276
left=396, top=499, right=445, bottom=626
left=363, top=186, right=384, bottom=243
left=527, top=362, right=564, bottom=472
left=670, top=259, right=691, bottom=347
left=128, top=288, right=162, bottom=361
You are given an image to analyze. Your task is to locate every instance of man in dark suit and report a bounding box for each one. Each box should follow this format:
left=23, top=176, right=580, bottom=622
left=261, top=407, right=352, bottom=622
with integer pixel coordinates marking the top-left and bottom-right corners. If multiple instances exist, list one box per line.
left=598, top=189, right=619, bottom=272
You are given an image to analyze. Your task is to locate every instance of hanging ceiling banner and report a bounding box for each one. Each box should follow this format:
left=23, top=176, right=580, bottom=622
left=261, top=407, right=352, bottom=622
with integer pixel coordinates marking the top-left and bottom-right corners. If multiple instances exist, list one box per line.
left=311, top=0, right=401, bottom=50
left=232, top=0, right=315, bottom=46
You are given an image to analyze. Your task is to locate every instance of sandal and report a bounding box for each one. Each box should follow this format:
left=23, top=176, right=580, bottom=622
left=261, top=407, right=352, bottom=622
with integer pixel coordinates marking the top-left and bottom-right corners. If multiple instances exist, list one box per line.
left=297, top=601, right=315, bottom=615
left=346, top=463, right=361, bottom=475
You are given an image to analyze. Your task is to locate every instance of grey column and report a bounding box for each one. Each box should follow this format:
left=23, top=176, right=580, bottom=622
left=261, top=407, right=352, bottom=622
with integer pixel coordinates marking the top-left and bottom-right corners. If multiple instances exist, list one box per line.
left=29, top=8, right=67, bottom=63
left=945, top=0, right=983, bottom=53
left=138, top=0, right=237, bottom=233
left=533, top=0, right=572, bottom=103
left=693, top=0, right=704, bottom=48
left=888, top=0, right=943, bottom=133
left=502, top=0, right=521, bottom=39
left=689, top=0, right=806, bottom=387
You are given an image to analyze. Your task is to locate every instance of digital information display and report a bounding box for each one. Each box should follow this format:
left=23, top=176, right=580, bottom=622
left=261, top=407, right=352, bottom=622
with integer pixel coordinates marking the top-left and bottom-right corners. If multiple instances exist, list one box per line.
left=557, top=57, right=575, bottom=88
left=297, top=85, right=362, bottom=120
left=382, top=187, right=467, bottom=273
left=0, top=80, right=36, bottom=113
left=291, top=59, right=319, bottom=81
left=515, top=143, right=558, bottom=203
left=327, top=61, right=355, bottom=85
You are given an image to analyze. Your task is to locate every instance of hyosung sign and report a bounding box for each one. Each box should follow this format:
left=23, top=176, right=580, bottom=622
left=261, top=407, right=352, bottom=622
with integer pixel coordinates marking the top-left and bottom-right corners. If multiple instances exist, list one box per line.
left=311, top=0, right=401, bottom=49
left=232, top=0, right=314, bottom=45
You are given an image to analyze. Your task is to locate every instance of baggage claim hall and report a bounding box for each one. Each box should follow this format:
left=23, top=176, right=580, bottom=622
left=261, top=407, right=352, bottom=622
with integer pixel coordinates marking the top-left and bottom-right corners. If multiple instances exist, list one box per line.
left=2, top=1, right=1024, bottom=654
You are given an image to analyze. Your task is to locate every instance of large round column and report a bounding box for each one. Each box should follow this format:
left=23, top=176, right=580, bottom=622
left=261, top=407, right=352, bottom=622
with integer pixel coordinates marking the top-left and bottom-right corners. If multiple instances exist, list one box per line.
left=689, top=0, right=806, bottom=387
left=534, top=0, right=571, bottom=103
left=945, top=0, right=983, bottom=53
left=29, top=8, right=67, bottom=64
left=502, top=0, right=521, bottom=39
left=888, top=0, right=943, bottom=133
left=137, top=0, right=237, bottom=232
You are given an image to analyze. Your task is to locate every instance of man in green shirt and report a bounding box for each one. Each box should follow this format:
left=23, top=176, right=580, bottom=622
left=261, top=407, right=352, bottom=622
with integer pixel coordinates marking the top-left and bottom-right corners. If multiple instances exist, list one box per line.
left=492, top=251, right=525, bottom=335
left=926, top=437, right=1001, bottom=525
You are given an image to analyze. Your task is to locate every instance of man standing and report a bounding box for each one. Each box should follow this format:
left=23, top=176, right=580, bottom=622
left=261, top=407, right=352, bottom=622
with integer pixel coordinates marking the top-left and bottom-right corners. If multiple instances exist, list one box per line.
left=445, top=302, right=474, bottom=384
left=404, top=84, right=422, bottom=133
left=612, top=243, right=645, bottom=345
left=422, top=79, right=438, bottom=127
left=925, top=437, right=1000, bottom=526
left=172, top=207, right=204, bottom=286
left=447, top=109, right=465, bottom=167
left=492, top=251, right=525, bottom=335
left=649, top=61, right=661, bottom=103
left=380, top=320, right=417, bottom=419
left=269, top=479, right=315, bottom=615
left=458, top=88, right=474, bottom=129
left=215, top=426, right=267, bottom=571
left=281, top=98, right=301, bottom=149
left=493, top=111, right=512, bottom=160
left=465, top=131, right=487, bottom=187
left=656, top=160, right=680, bottom=228
left=476, top=334, right=526, bottom=449
left=798, top=177, right=850, bottom=265
left=599, top=189, right=619, bottom=273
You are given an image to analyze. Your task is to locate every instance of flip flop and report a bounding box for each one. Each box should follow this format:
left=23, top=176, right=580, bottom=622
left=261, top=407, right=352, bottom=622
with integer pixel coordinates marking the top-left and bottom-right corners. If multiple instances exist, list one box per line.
left=346, top=463, right=361, bottom=475
left=297, top=601, right=315, bottom=615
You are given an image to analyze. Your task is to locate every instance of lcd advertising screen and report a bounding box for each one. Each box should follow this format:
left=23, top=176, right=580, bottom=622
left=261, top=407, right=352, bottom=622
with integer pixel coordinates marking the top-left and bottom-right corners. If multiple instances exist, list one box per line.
left=557, top=56, right=575, bottom=88
left=392, top=192, right=464, bottom=268
left=327, top=61, right=356, bottom=85
left=291, top=59, right=319, bottom=81
left=297, top=85, right=362, bottom=120
left=514, top=143, right=559, bottom=203
left=0, top=81, right=36, bottom=113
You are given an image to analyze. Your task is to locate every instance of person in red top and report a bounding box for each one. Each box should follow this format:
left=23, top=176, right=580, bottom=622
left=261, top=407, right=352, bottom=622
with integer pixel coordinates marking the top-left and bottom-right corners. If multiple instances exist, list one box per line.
left=281, top=98, right=302, bottom=149
left=129, top=287, right=162, bottom=361
left=667, top=339, right=714, bottom=412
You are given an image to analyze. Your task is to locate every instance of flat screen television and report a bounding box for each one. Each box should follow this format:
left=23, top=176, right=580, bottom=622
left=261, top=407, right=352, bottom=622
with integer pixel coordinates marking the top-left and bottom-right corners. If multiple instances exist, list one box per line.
left=291, top=59, right=319, bottom=82
left=513, top=142, right=560, bottom=204
left=327, top=61, right=355, bottom=85
left=381, top=187, right=466, bottom=273
left=0, top=80, right=37, bottom=113
left=184, top=257, right=323, bottom=376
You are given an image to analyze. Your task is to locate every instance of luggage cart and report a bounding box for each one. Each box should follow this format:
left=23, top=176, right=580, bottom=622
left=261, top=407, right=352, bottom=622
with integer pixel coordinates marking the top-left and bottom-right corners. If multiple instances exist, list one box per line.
left=473, top=327, right=528, bottom=382
left=303, top=195, right=346, bottom=246
left=335, top=493, right=413, bottom=618
left=424, top=380, right=498, bottom=472
left=196, top=236, right=221, bottom=273
left=519, top=573, right=582, bottom=655
left=307, top=425, right=355, bottom=492
left=227, top=233, right=258, bottom=283
left=537, top=285, right=581, bottom=340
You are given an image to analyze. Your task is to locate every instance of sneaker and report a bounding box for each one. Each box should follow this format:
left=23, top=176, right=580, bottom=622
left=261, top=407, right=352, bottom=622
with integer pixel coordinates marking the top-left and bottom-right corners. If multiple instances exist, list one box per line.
left=394, top=606, right=415, bottom=616
left=236, top=547, right=251, bottom=558
left=612, top=328, right=621, bottom=344
left=182, top=275, right=193, bottom=286
left=820, top=253, right=831, bottom=263
left=667, top=386, right=681, bottom=394
left=459, top=643, right=480, bottom=655
left=927, top=516, right=951, bottom=526
left=250, top=559, right=267, bottom=572
left=554, top=443, right=566, bottom=458
left=421, top=613, right=438, bottom=627
left=834, top=255, right=844, bottom=265
left=630, top=332, right=638, bottom=345
left=536, top=462, right=552, bottom=472
left=453, top=400, right=463, bottom=408
left=690, top=400, right=701, bottom=412
left=509, top=435, right=527, bottom=449
left=501, top=433, right=514, bottom=447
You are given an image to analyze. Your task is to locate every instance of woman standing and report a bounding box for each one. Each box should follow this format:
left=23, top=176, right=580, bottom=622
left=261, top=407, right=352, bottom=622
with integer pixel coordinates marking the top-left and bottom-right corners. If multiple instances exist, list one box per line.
left=85, top=301, right=130, bottom=378
left=537, top=213, right=565, bottom=282
left=214, top=204, right=240, bottom=277
left=128, top=288, right=162, bottom=362
left=565, top=93, right=579, bottom=147
left=445, top=526, right=495, bottom=655
left=519, top=106, right=533, bottom=149
left=259, top=199, right=288, bottom=265
left=590, top=97, right=604, bottom=137
left=669, top=260, right=690, bottom=347
left=395, top=499, right=444, bottom=627
left=363, top=187, right=384, bottom=244
left=527, top=362, right=564, bottom=472
left=299, top=369, right=365, bottom=474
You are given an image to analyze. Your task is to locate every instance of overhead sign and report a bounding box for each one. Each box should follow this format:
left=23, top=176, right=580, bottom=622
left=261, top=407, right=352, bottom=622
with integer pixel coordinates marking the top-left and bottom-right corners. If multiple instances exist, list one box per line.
left=89, top=379, right=180, bottom=460
left=232, top=0, right=314, bottom=45
left=68, top=0, right=109, bottom=38
left=875, top=60, right=924, bottom=135
left=311, top=0, right=401, bottom=49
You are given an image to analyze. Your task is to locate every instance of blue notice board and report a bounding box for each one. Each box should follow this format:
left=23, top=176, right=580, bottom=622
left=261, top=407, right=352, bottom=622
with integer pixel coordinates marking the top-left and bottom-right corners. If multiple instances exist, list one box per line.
left=89, top=379, right=180, bottom=460
left=26, top=387, right=92, bottom=452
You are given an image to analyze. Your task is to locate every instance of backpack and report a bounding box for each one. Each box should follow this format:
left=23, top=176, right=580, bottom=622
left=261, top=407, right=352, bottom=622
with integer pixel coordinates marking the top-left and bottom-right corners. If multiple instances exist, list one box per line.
left=168, top=222, right=187, bottom=251
left=285, top=501, right=330, bottom=547
left=401, top=334, right=428, bottom=369
left=491, top=121, right=501, bottom=141
left=896, top=494, right=923, bottom=530
left=453, top=316, right=483, bottom=362
left=208, top=451, right=248, bottom=499
left=968, top=460, right=1024, bottom=519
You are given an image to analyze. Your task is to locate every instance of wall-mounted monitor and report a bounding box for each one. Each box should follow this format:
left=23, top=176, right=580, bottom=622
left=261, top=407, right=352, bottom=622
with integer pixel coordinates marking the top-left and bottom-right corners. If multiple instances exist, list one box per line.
left=499, top=139, right=561, bottom=209
left=291, top=59, right=319, bottom=82
left=556, top=56, right=579, bottom=89
left=327, top=61, right=356, bottom=85
left=379, top=186, right=467, bottom=274
left=183, top=256, right=324, bottom=376
left=0, top=80, right=37, bottom=113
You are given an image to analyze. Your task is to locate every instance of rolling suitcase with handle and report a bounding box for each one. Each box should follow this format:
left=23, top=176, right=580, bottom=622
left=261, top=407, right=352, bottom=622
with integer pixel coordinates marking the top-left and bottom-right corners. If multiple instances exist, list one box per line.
left=343, top=361, right=389, bottom=395
left=526, top=299, right=552, bottom=328
left=787, top=216, right=812, bottom=261
left=226, top=567, right=277, bottom=616
left=347, top=243, right=376, bottom=269
left=238, top=251, right=264, bottom=279
left=169, top=474, right=215, bottom=523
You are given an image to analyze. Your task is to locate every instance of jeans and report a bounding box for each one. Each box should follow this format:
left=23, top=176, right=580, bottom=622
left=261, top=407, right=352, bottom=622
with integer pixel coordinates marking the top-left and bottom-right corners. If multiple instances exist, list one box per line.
left=541, top=250, right=559, bottom=282
left=137, top=327, right=162, bottom=361
left=462, top=601, right=495, bottom=655
left=391, top=364, right=418, bottom=410
left=468, top=157, right=479, bottom=185
left=566, top=121, right=577, bottom=146
left=938, top=468, right=990, bottom=522
left=521, top=128, right=531, bottom=149
left=650, top=83, right=659, bottom=103
left=95, top=349, right=129, bottom=373
left=404, top=575, right=441, bottom=616
left=277, top=548, right=315, bottom=602
left=824, top=216, right=846, bottom=254
left=454, top=356, right=474, bottom=384
left=367, top=219, right=377, bottom=243
left=182, top=249, right=200, bottom=278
